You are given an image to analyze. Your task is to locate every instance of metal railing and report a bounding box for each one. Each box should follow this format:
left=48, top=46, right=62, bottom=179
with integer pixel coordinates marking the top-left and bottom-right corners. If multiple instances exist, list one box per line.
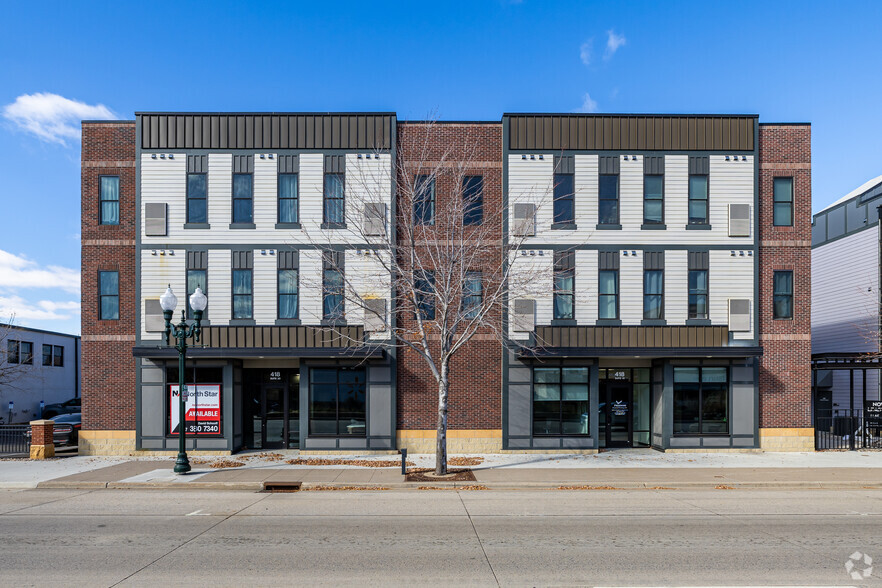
left=0, top=425, right=31, bottom=455
left=815, top=410, right=882, bottom=450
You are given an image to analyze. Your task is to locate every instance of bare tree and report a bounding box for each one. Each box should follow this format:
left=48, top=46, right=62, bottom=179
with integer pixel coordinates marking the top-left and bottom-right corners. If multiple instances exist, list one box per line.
left=0, top=318, right=32, bottom=421
left=300, top=121, right=552, bottom=475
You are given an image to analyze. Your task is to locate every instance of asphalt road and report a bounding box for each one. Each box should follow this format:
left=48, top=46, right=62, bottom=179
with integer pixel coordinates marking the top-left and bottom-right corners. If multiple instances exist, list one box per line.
left=1, top=488, right=881, bottom=587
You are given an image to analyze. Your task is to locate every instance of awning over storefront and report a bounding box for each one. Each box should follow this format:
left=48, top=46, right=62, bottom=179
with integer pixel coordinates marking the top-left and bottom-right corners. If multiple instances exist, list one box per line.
left=517, top=346, right=763, bottom=359
left=132, top=346, right=385, bottom=359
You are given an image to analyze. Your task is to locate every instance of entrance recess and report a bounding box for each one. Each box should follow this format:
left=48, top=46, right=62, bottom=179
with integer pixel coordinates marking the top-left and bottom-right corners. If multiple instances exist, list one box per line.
left=598, top=368, right=651, bottom=449
left=247, top=370, right=300, bottom=450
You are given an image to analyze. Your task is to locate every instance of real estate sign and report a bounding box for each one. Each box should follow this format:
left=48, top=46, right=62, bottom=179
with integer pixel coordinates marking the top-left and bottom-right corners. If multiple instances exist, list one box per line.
left=169, top=384, right=222, bottom=436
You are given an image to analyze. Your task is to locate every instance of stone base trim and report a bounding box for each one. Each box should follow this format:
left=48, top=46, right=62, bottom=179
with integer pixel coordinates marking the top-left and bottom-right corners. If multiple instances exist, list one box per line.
left=79, top=430, right=137, bottom=456
left=759, top=427, right=815, bottom=452
left=662, top=448, right=762, bottom=454
left=396, top=429, right=503, bottom=453
left=500, top=449, right=600, bottom=455
left=30, top=444, right=55, bottom=459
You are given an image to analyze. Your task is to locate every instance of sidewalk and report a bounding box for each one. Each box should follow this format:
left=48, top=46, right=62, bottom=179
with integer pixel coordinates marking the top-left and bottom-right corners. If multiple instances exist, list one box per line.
left=5, top=449, right=882, bottom=490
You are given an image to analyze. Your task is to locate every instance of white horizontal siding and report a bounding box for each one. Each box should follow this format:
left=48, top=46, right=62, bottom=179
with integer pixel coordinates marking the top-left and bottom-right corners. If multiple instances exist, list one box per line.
left=510, top=154, right=755, bottom=247
left=140, top=154, right=186, bottom=244
left=574, top=250, right=597, bottom=324
left=665, top=249, right=688, bottom=324
left=207, top=250, right=231, bottom=325
left=253, top=156, right=278, bottom=232
left=207, top=153, right=232, bottom=234
left=508, top=251, right=553, bottom=338
left=346, top=154, right=392, bottom=239
left=346, top=249, right=391, bottom=339
left=298, top=249, right=323, bottom=324
left=140, top=250, right=186, bottom=340
left=619, top=251, right=643, bottom=325
left=709, top=250, right=754, bottom=340
left=812, top=227, right=879, bottom=354
left=253, top=250, right=276, bottom=324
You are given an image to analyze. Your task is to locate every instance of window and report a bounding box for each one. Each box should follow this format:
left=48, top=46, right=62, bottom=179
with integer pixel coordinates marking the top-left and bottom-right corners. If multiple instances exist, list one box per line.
left=99, top=176, right=120, bottom=225
left=688, top=174, right=709, bottom=225
left=187, top=173, right=207, bottom=224
left=773, top=177, right=794, bottom=226
left=309, top=368, right=366, bottom=436
left=187, top=268, right=207, bottom=317
left=463, top=176, right=483, bottom=225
left=598, top=174, right=619, bottom=225
left=232, top=173, right=253, bottom=223
left=278, top=269, right=299, bottom=319
left=99, top=271, right=119, bottom=320
left=414, top=271, right=435, bottom=320
left=643, top=175, right=664, bottom=224
left=773, top=270, right=793, bottom=319
left=324, top=173, right=345, bottom=225
left=7, top=340, right=19, bottom=364
left=553, top=252, right=575, bottom=320
left=53, top=345, right=64, bottom=367
left=323, top=265, right=344, bottom=321
left=414, top=175, right=435, bottom=225
left=232, top=269, right=252, bottom=319
left=462, top=271, right=483, bottom=319
left=643, top=269, right=664, bottom=320
left=688, top=270, right=708, bottom=319
left=553, top=173, right=575, bottom=225
left=20, top=341, right=33, bottom=365
left=598, top=270, right=619, bottom=320
left=533, top=367, right=590, bottom=436
left=42, top=344, right=52, bottom=366
left=674, top=367, right=728, bottom=434
left=278, top=173, right=299, bottom=223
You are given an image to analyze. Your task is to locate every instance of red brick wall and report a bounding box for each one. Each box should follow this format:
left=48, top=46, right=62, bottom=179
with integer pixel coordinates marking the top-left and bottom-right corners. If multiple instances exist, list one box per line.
left=758, top=124, right=812, bottom=428
left=395, top=123, right=503, bottom=430
left=81, top=122, right=138, bottom=431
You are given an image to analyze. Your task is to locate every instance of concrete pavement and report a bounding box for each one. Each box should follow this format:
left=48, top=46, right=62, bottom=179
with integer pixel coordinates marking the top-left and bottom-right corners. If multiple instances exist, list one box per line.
left=2, top=488, right=882, bottom=586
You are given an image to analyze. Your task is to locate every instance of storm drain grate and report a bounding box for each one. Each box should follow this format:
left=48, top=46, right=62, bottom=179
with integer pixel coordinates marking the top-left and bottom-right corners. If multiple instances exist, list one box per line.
left=262, top=481, right=302, bottom=492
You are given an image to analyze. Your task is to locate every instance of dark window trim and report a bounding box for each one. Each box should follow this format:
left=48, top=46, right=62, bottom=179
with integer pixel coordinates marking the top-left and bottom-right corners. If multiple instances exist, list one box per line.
left=98, top=175, right=120, bottom=226
left=596, top=223, right=622, bottom=230
left=42, top=343, right=52, bottom=367
left=228, top=223, right=256, bottom=230
left=414, top=174, right=436, bottom=226
left=551, top=222, right=578, bottom=230
left=532, top=365, right=591, bottom=437
left=598, top=268, right=619, bottom=321
left=688, top=268, right=709, bottom=321
left=98, top=270, right=120, bottom=321
left=323, top=172, right=346, bottom=225
left=414, top=270, right=436, bottom=321
left=232, top=172, right=254, bottom=224
left=7, top=340, right=19, bottom=364
left=642, top=173, right=665, bottom=225
left=186, top=172, right=207, bottom=224
left=773, top=176, right=795, bottom=227
left=553, top=252, right=575, bottom=321
left=277, top=267, right=299, bottom=320
left=462, top=270, right=483, bottom=319
left=773, top=270, right=794, bottom=320
left=688, top=173, right=710, bottom=225
left=231, top=268, right=253, bottom=320
left=308, top=367, right=368, bottom=437
left=598, top=173, right=620, bottom=225
left=184, top=222, right=211, bottom=229
left=672, top=365, right=730, bottom=436
left=19, top=341, right=33, bottom=365
left=643, top=268, right=664, bottom=320
left=278, top=172, right=300, bottom=224
left=53, top=345, right=64, bottom=367
left=463, top=175, right=484, bottom=226
left=553, top=172, right=576, bottom=226
left=322, top=266, right=345, bottom=321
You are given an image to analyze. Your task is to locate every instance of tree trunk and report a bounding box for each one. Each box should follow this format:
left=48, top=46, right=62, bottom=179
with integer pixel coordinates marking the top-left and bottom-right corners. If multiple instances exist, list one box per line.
left=435, top=361, right=449, bottom=475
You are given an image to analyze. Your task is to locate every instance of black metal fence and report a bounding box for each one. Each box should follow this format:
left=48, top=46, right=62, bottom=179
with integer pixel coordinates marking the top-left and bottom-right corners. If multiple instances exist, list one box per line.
left=815, top=410, right=882, bottom=450
left=0, top=425, right=31, bottom=455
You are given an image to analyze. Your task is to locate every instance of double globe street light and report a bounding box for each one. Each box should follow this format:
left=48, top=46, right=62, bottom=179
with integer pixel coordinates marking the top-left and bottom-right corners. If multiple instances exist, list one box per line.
left=160, top=285, right=208, bottom=474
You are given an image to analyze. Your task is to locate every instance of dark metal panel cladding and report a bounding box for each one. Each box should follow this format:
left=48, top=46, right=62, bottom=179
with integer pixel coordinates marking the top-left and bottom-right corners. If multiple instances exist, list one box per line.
left=687, top=251, right=709, bottom=270
left=232, top=250, right=253, bottom=270
left=553, top=155, right=574, bottom=174
left=187, top=154, right=207, bottom=173
left=324, top=154, right=345, bottom=174
left=599, top=155, right=620, bottom=175
left=598, top=251, right=619, bottom=270
left=689, top=156, right=710, bottom=175
left=644, top=155, right=664, bottom=175
left=233, top=155, right=254, bottom=174
left=506, top=115, right=755, bottom=151
left=187, top=250, right=207, bottom=270
left=278, top=250, right=299, bottom=270
left=278, top=154, right=299, bottom=174
left=644, top=251, right=665, bottom=270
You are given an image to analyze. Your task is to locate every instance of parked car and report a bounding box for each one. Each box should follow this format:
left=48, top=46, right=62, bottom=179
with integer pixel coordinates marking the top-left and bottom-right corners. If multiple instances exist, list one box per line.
left=41, top=397, right=80, bottom=419
left=25, top=413, right=81, bottom=446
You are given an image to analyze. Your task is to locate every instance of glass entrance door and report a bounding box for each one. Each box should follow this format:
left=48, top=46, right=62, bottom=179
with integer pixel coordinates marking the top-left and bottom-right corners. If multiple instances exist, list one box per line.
left=261, top=385, right=286, bottom=449
left=605, top=382, right=632, bottom=447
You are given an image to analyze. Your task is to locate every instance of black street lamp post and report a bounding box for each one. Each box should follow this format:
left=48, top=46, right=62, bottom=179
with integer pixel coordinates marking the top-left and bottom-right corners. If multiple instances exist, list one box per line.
left=160, top=285, right=207, bottom=474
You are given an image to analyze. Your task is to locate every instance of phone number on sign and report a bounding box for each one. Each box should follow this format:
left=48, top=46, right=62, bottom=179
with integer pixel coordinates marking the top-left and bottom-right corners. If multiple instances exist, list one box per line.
left=184, top=423, right=220, bottom=434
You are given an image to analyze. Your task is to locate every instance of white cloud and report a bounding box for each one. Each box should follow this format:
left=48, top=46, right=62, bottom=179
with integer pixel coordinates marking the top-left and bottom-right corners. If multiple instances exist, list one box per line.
left=604, top=30, right=626, bottom=60
left=576, top=93, right=599, bottom=113
left=579, top=40, right=593, bottom=66
left=2, top=92, right=117, bottom=145
left=0, top=249, right=80, bottom=294
left=0, top=295, right=80, bottom=322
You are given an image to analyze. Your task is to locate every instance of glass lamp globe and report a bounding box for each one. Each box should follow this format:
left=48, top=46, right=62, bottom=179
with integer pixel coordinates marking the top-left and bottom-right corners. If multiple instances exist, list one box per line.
left=159, top=286, right=178, bottom=312
left=189, top=287, right=207, bottom=312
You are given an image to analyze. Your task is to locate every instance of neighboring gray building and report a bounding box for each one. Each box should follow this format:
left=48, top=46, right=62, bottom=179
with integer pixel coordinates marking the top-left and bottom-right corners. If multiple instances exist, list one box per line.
left=812, top=174, right=882, bottom=414
left=0, top=324, right=81, bottom=424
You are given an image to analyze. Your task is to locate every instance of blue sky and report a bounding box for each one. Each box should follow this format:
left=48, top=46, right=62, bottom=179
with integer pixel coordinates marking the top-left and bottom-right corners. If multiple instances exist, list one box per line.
left=1, top=0, right=880, bottom=335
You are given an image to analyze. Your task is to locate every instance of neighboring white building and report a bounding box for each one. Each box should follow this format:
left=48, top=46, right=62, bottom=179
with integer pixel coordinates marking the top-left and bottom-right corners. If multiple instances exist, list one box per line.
left=811, top=174, right=882, bottom=413
left=0, top=324, right=81, bottom=424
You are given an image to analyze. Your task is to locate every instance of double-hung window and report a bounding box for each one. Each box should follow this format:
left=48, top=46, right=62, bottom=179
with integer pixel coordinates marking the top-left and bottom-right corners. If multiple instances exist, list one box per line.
left=414, top=175, right=435, bottom=225
left=278, top=173, right=299, bottom=224
left=99, top=176, right=120, bottom=225
left=532, top=367, right=590, bottom=436
left=553, top=251, right=575, bottom=320
left=773, top=177, right=794, bottom=226
left=462, top=271, right=483, bottom=319
left=773, top=270, right=793, bottom=319
left=688, top=252, right=709, bottom=320
left=20, top=341, right=32, bottom=365
left=53, top=345, right=64, bottom=367
left=598, top=270, right=619, bottom=320
left=187, top=173, right=207, bottom=224
left=42, top=344, right=52, bottom=366
left=278, top=251, right=299, bottom=320
left=232, top=251, right=253, bottom=320
left=643, top=270, right=664, bottom=319
left=99, top=271, right=119, bottom=320
left=7, top=340, right=19, bottom=364
left=598, top=175, right=619, bottom=225
left=232, top=173, right=253, bottom=223
left=463, top=176, right=483, bottom=226
left=187, top=268, right=208, bottom=308
left=674, top=367, right=729, bottom=434
left=322, top=252, right=344, bottom=321
left=688, top=175, right=709, bottom=225
left=643, top=175, right=664, bottom=225
left=323, top=173, right=345, bottom=225
left=553, top=173, right=575, bottom=226
left=414, top=270, right=435, bottom=320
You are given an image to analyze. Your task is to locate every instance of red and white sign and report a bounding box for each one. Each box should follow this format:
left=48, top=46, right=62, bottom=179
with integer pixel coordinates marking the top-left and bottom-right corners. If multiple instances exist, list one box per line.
left=169, top=384, right=222, bottom=436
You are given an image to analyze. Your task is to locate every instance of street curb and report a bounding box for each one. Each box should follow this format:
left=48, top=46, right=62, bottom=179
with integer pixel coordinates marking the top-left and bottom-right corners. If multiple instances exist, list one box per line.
left=0, top=482, right=39, bottom=489
left=27, top=480, right=882, bottom=491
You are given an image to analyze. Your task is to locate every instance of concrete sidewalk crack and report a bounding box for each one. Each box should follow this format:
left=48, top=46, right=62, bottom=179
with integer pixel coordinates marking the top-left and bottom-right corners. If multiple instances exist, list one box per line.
left=459, top=492, right=500, bottom=587
left=108, top=491, right=272, bottom=587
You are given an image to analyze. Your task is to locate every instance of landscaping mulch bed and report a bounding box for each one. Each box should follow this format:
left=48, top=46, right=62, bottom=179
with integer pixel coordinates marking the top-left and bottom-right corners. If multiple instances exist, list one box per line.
left=302, top=485, right=390, bottom=491
left=417, top=484, right=488, bottom=491
left=447, top=456, right=484, bottom=466
left=556, top=485, right=621, bottom=490
left=286, top=458, right=414, bottom=468
left=208, top=459, right=246, bottom=469
left=405, top=468, right=476, bottom=482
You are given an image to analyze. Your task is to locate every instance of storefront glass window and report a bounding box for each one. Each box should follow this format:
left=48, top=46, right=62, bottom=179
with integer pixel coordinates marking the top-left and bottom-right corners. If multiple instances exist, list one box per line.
left=309, top=368, right=366, bottom=436
left=673, top=366, right=728, bottom=434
